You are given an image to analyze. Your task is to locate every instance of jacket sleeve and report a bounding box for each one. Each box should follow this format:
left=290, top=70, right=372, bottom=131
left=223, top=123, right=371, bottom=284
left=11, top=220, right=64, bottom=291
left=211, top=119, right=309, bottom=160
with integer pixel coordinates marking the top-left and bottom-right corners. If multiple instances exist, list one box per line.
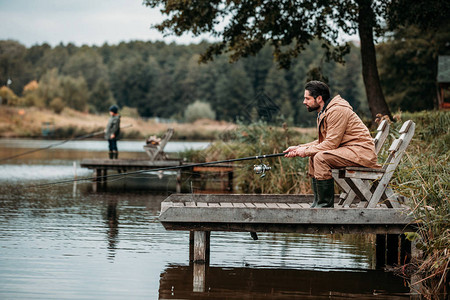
left=111, top=117, right=120, bottom=136
left=304, top=108, right=348, bottom=156
left=300, top=140, right=319, bottom=147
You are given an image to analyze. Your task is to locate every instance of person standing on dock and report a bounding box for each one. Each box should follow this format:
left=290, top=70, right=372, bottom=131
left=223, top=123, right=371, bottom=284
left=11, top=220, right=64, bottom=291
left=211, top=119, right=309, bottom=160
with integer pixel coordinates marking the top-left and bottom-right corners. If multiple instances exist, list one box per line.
left=105, top=105, right=121, bottom=159
left=284, top=81, right=379, bottom=208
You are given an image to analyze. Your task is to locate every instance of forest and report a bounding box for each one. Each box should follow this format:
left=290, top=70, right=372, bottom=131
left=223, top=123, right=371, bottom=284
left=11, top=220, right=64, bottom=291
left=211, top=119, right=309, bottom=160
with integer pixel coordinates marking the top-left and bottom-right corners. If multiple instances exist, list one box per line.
left=0, top=22, right=447, bottom=127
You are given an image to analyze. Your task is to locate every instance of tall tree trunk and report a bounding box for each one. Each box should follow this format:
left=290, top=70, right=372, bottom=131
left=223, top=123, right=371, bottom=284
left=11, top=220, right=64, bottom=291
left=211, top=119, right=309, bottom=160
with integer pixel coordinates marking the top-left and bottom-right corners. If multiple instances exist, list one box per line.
left=357, top=0, right=392, bottom=120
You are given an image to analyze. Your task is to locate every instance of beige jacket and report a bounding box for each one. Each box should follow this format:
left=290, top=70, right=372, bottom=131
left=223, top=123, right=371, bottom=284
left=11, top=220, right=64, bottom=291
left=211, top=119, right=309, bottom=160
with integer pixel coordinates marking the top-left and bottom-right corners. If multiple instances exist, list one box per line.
left=303, top=95, right=380, bottom=168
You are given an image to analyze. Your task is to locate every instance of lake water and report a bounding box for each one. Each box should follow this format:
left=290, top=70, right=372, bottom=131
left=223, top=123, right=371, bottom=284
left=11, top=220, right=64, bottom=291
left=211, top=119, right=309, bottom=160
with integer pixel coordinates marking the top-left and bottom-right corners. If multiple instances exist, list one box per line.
left=0, top=139, right=411, bottom=299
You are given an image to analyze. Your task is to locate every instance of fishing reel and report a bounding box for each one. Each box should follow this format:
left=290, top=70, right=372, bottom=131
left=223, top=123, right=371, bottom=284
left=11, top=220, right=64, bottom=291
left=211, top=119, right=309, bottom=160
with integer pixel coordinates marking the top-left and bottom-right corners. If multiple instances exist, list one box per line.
left=253, top=163, right=271, bottom=178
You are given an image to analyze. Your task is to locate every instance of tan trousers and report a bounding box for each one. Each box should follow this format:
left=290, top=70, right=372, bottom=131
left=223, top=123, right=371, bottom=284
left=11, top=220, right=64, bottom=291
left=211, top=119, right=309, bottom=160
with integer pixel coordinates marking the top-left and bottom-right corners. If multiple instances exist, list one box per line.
left=308, top=151, right=360, bottom=180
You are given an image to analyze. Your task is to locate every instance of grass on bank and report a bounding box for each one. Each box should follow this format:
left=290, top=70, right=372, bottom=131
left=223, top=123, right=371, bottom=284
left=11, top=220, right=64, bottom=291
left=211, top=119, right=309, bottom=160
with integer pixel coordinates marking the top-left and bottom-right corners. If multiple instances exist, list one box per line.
left=0, top=106, right=237, bottom=140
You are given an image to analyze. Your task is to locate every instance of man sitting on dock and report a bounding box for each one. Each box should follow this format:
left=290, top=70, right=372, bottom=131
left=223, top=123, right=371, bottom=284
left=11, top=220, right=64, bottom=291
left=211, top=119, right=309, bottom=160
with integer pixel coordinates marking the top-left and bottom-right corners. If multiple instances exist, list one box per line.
left=284, top=81, right=379, bottom=208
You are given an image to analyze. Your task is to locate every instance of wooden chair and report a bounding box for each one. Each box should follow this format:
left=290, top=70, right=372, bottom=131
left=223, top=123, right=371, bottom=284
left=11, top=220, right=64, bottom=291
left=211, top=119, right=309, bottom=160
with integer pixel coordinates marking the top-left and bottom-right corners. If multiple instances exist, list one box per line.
left=332, top=120, right=390, bottom=206
left=336, top=120, right=415, bottom=208
left=143, top=128, right=174, bottom=161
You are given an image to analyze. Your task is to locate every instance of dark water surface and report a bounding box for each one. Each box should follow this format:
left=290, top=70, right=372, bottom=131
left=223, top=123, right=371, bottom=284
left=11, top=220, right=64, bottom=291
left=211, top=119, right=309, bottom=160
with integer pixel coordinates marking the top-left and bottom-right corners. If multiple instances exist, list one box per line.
left=0, top=140, right=411, bottom=299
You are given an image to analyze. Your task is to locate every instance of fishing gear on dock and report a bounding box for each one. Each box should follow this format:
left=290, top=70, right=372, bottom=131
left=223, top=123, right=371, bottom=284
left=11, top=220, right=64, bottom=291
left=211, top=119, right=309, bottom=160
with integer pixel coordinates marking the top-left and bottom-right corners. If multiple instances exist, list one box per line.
left=31, top=152, right=286, bottom=188
left=0, top=124, right=132, bottom=163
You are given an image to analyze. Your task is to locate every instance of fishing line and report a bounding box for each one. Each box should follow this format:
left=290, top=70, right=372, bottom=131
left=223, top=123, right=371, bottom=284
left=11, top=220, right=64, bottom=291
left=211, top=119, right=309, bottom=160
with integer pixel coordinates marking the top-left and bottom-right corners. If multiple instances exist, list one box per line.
left=30, top=153, right=286, bottom=188
left=0, top=124, right=132, bottom=163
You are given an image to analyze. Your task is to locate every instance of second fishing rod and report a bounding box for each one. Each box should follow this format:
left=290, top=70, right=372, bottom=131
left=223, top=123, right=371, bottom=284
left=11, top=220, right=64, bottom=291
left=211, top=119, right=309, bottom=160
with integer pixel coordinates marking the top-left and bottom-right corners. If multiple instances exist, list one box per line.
left=32, top=152, right=287, bottom=188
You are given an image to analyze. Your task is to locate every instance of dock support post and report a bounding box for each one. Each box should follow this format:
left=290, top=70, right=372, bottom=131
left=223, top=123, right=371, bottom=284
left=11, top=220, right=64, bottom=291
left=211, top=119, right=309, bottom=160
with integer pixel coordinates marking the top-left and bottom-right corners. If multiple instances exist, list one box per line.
left=399, top=234, right=411, bottom=265
left=176, top=169, right=181, bottom=193
left=386, top=234, right=399, bottom=266
left=410, top=238, right=423, bottom=297
left=190, top=231, right=210, bottom=292
left=194, top=231, right=210, bottom=263
left=193, top=263, right=206, bottom=292
left=92, top=168, right=101, bottom=192
left=228, top=170, right=233, bottom=192
left=375, top=234, right=386, bottom=268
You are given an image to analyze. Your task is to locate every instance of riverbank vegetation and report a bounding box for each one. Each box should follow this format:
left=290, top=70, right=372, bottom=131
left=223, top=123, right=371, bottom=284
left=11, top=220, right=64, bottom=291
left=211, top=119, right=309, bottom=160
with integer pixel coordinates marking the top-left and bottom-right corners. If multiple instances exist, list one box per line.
left=0, top=105, right=236, bottom=140
left=186, top=110, right=449, bottom=297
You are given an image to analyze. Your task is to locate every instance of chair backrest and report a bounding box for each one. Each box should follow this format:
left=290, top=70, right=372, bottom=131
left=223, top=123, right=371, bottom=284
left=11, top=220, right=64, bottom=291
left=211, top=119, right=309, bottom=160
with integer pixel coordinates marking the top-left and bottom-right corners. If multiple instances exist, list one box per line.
left=158, top=128, right=174, bottom=152
left=382, top=120, right=415, bottom=171
left=373, top=120, right=390, bottom=154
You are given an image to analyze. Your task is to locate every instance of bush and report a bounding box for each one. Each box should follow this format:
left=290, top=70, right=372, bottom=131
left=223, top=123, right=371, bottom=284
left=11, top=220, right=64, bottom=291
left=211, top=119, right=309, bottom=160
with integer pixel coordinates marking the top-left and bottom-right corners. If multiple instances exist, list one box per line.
left=0, top=86, right=18, bottom=105
left=186, top=121, right=315, bottom=194
left=49, top=97, right=65, bottom=114
left=184, top=100, right=216, bottom=123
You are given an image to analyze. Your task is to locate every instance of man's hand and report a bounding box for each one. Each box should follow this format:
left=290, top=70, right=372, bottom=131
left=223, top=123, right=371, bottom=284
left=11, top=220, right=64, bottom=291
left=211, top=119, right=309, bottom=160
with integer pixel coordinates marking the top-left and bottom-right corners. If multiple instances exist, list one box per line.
left=283, top=146, right=299, bottom=154
left=284, top=146, right=307, bottom=158
left=110, top=134, right=115, bottom=139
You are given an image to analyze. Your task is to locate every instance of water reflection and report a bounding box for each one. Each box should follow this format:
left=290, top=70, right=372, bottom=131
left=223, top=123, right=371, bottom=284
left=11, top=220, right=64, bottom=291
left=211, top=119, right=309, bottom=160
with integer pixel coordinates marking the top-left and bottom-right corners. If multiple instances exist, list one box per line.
left=159, top=264, right=410, bottom=299
left=105, top=199, right=119, bottom=261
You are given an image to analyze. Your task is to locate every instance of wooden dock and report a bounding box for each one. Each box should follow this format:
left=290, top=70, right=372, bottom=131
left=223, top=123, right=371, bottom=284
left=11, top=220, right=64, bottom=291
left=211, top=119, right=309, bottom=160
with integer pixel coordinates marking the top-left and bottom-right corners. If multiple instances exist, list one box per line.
left=160, top=194, right=418, bottom=263
left=159, top=194, right=419, bottom=292
left=80, top=159, right=234, bottom=192
left=160, top=194, right=416, bottom=233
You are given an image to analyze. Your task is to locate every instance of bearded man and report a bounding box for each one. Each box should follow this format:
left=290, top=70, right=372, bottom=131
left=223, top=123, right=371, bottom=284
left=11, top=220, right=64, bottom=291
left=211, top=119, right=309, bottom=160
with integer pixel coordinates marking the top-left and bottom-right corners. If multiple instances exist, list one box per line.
left=284, top=81, right=379, bottom=208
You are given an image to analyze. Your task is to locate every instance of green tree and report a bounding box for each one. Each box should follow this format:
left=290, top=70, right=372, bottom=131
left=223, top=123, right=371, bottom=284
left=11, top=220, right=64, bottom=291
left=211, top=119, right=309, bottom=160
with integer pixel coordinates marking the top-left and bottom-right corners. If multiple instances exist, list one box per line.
left=109, top=55, right=155, bottom=110
left=62, top=48, right=108, bottom=90
left=184, top=100, right=216, bottom=122
left=264, top=65, right=292, bottom=123
left=378, top=25, right=450, bottom=111
left=0, top=40, right=32, bottom=95
left=214, top=61, right=254, bottom=121
left=37, top=68, right=88, bottom=111
left=143, top=0, right=393, bottom=120
left=89, top=77, right=115, bottom=113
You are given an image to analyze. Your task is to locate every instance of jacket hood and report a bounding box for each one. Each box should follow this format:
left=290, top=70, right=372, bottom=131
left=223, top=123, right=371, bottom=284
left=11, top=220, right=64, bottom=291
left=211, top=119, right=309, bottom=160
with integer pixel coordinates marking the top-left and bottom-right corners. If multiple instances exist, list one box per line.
left=327, top=95, right=353, bottom=111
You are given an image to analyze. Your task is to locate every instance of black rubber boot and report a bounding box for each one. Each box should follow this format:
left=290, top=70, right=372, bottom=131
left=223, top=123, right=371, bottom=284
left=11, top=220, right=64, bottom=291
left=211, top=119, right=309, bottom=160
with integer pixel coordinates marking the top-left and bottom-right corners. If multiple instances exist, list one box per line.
left=316, top=179, right=335, bottom=208
left=310, top=177, right=319, bottom=208
left=108, top=151, right=114, bottom=159
left=112, top=151, right=118, bottom=159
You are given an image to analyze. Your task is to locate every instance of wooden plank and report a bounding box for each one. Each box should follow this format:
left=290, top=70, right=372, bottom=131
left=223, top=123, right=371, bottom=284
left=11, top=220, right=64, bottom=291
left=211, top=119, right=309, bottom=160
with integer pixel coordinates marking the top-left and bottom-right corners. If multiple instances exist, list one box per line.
left=287, top=203, right=302, bottom=209
left=345, top=178, right=373, bottom=204
left=253, top=203, right=267, bottom=208
left=244, top=203, right=256, bottom=208
left=172, top=202, right=185, bottom=207
left=160, top=201, right=172, bottom=213
left=185, top=201, right=197, bottom=207
left=276, top=203, right=290, bottom=209
left=299, top=203, right=310, bottom=209
left=160, top=206, right=415, bottom=225
left=232, top=203, right=246, bottom=208
left=219, top=202, right=233, bottom=208
left=197, top=202, right=208, bottom=207
left=208, top=203, right=221, bottom=207
left=81, top=159, right=182, bottom=168
left=344, top=170, right=384, bottom=180
left=265, top=203, right=280, bottom=209
left=193, top=166, right=233, bottom=172
left=162, top=222, right=417, bottom=235
left=163, top=194, right=325, bottom=204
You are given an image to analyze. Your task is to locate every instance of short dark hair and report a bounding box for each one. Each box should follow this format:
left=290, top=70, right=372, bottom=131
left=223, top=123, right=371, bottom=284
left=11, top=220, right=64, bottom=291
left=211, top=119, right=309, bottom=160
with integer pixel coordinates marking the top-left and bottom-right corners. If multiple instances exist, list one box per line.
left=109, top=105, right=119, bottom=114
left=305, top=81, right=330, bottom=101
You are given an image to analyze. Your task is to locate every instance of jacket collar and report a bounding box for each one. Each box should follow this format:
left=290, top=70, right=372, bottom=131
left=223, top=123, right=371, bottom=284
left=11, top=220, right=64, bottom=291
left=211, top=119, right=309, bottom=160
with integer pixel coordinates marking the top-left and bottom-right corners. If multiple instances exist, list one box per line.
left=317, top=97, right=332, bottom=126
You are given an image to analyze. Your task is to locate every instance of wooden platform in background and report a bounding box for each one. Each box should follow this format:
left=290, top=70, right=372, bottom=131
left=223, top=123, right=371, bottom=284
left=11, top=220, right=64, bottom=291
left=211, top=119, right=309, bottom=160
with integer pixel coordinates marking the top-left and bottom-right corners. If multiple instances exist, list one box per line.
left=80, top=159, right=234, bottom=193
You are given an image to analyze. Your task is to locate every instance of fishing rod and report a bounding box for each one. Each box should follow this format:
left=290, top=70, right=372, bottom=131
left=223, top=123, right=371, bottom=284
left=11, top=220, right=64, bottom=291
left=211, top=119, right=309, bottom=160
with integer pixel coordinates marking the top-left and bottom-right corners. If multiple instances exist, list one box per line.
left=31, top=152, right=286, bottom=188
left=0, top=124, right=133, bottom=163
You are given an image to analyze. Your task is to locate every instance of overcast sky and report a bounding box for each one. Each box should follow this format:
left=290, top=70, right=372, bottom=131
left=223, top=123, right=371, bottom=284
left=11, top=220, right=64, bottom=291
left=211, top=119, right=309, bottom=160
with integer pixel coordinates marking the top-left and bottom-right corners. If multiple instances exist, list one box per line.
left=0, top=0, right=213, bottom=47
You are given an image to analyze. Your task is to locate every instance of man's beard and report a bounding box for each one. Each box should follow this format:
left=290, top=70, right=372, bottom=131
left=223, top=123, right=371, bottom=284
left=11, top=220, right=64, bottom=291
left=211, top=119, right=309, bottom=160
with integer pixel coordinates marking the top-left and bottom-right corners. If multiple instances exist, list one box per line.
left=306, top=100, right=320, bottom=112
